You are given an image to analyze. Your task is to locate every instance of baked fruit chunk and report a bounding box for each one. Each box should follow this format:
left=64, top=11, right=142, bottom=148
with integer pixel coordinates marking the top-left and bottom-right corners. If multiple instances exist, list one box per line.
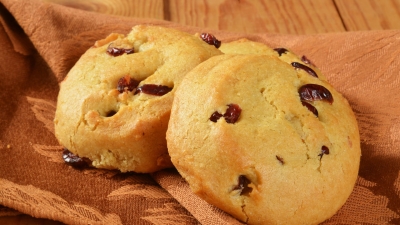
left=167, top=54, right=360, bottom=224
left=54, top=25, right=222, bottom=173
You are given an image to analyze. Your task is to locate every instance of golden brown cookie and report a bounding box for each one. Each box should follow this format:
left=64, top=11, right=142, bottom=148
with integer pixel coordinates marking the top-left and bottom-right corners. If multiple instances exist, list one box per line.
left=220, top=38, right=327, bottom=81
left=167, top=54, right=360, bottom=224
left=54, top=25, right=222, bottom=173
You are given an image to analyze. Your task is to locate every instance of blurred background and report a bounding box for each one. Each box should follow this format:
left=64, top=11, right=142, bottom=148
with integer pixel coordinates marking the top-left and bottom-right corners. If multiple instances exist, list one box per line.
left=43, top=0, right=400, bottom=34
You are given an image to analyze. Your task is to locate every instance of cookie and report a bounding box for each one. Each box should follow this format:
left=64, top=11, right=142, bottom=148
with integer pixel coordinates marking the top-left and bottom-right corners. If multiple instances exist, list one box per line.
left=220, top=38, right=327, bottom=81
left=54, top=25, right=222, bottom=173
left=167, top=54, right=360, bottom=224
left=219, top=38, right=276, bottom=55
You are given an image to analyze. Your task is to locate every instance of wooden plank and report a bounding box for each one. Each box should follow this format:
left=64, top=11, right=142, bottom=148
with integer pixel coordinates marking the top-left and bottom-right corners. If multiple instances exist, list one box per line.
left=335, top=0, right=400, bottom=31
left=42, top=0, right=164, bottom=20
left=167, top=0, right=346, bottom=34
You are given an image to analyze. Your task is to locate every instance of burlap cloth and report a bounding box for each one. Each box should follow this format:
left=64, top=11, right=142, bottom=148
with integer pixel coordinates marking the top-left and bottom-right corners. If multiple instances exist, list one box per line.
left=1, top=0, right=400, bottom=224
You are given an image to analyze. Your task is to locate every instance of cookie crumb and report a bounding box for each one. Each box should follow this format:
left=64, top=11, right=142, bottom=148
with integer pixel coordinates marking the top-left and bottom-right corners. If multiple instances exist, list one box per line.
left=7, top=144, right=11, bottom=149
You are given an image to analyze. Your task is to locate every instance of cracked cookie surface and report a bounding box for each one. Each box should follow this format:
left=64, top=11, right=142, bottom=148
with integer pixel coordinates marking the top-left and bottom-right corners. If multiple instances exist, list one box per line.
left=167, top=54, right=360, bottom=224
left=54, top=25, right=222, bottom=173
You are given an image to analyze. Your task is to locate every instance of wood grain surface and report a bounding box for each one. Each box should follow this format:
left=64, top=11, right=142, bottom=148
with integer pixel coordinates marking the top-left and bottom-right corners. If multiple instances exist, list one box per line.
left=167, top=0, right=345, bottom=34
left=335, top=0, right=400, bottom=31
left=42, top=0, right=400, bottom=34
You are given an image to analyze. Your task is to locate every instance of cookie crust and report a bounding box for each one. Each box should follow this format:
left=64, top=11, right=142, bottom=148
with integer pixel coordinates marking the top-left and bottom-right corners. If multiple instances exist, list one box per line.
left=54, top=25, right=222, bottom=172
left=167, top=54, right=360, bottom=224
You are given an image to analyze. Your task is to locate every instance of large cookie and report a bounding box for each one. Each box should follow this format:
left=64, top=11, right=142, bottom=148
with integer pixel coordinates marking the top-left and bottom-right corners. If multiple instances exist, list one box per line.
left=220, top=38, right=327, bottom=81
left=54, top=25, right=222, bottom=173
left=167, top=53, right=361, bottom=224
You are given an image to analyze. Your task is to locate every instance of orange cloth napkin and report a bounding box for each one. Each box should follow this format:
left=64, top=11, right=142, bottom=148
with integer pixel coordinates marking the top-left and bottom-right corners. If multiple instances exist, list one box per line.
left=1, top=0, right=400, bottom=224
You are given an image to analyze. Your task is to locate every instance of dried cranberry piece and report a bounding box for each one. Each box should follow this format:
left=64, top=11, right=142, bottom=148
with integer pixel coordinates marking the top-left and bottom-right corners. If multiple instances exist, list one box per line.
left=117, top=75, right=139, bottom=93
left=107, top=46, right=124, bottom=56
left=274, top=48, right=288, bottom=56
left=299, top=84, right=333, bottom=104
left=200, top=33, right=221, bottom=48
left=276, top=155, right=285, bottom=165
left=291, top=62, right=318, bottom=78
left=124, top=48, right=134, bottom=54
left=301, top=101, right=318, bottom=117
left=318, top=146, right=330, bottom=160
left=233, top=175, right=253, bottom=195
left=223, top=104, right=242, bottom=123
left=62, top=148, right=91, bottom=169
left=210, top=111, right=223, bottom=122
left=106, top=44, right=134, bottom=57
left=210, top=104, right=242, bottom=123
left=135, top=84, right=172, bottom=96
left=301, top=55, right=315, bottom=67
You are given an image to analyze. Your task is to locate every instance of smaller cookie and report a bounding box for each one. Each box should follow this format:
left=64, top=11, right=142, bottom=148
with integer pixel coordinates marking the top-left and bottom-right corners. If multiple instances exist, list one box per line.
left=220, top=38, right=327, bottom=81
left=167, top=53, right=360, bottom=224
left=54, top=25, right=222, bottom=173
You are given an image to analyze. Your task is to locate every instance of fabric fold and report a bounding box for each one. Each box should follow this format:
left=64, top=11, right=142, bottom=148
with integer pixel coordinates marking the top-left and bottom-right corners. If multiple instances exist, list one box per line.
left=0, top=2, right=34, bottom=56
left=152, top=169, right=244, bottom=225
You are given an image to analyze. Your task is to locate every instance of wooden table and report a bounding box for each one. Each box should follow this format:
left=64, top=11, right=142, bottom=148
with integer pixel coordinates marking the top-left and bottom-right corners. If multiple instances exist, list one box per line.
left=2, top=0, right=400, bottom=224
left=44, top=0, right=400, bottom=34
